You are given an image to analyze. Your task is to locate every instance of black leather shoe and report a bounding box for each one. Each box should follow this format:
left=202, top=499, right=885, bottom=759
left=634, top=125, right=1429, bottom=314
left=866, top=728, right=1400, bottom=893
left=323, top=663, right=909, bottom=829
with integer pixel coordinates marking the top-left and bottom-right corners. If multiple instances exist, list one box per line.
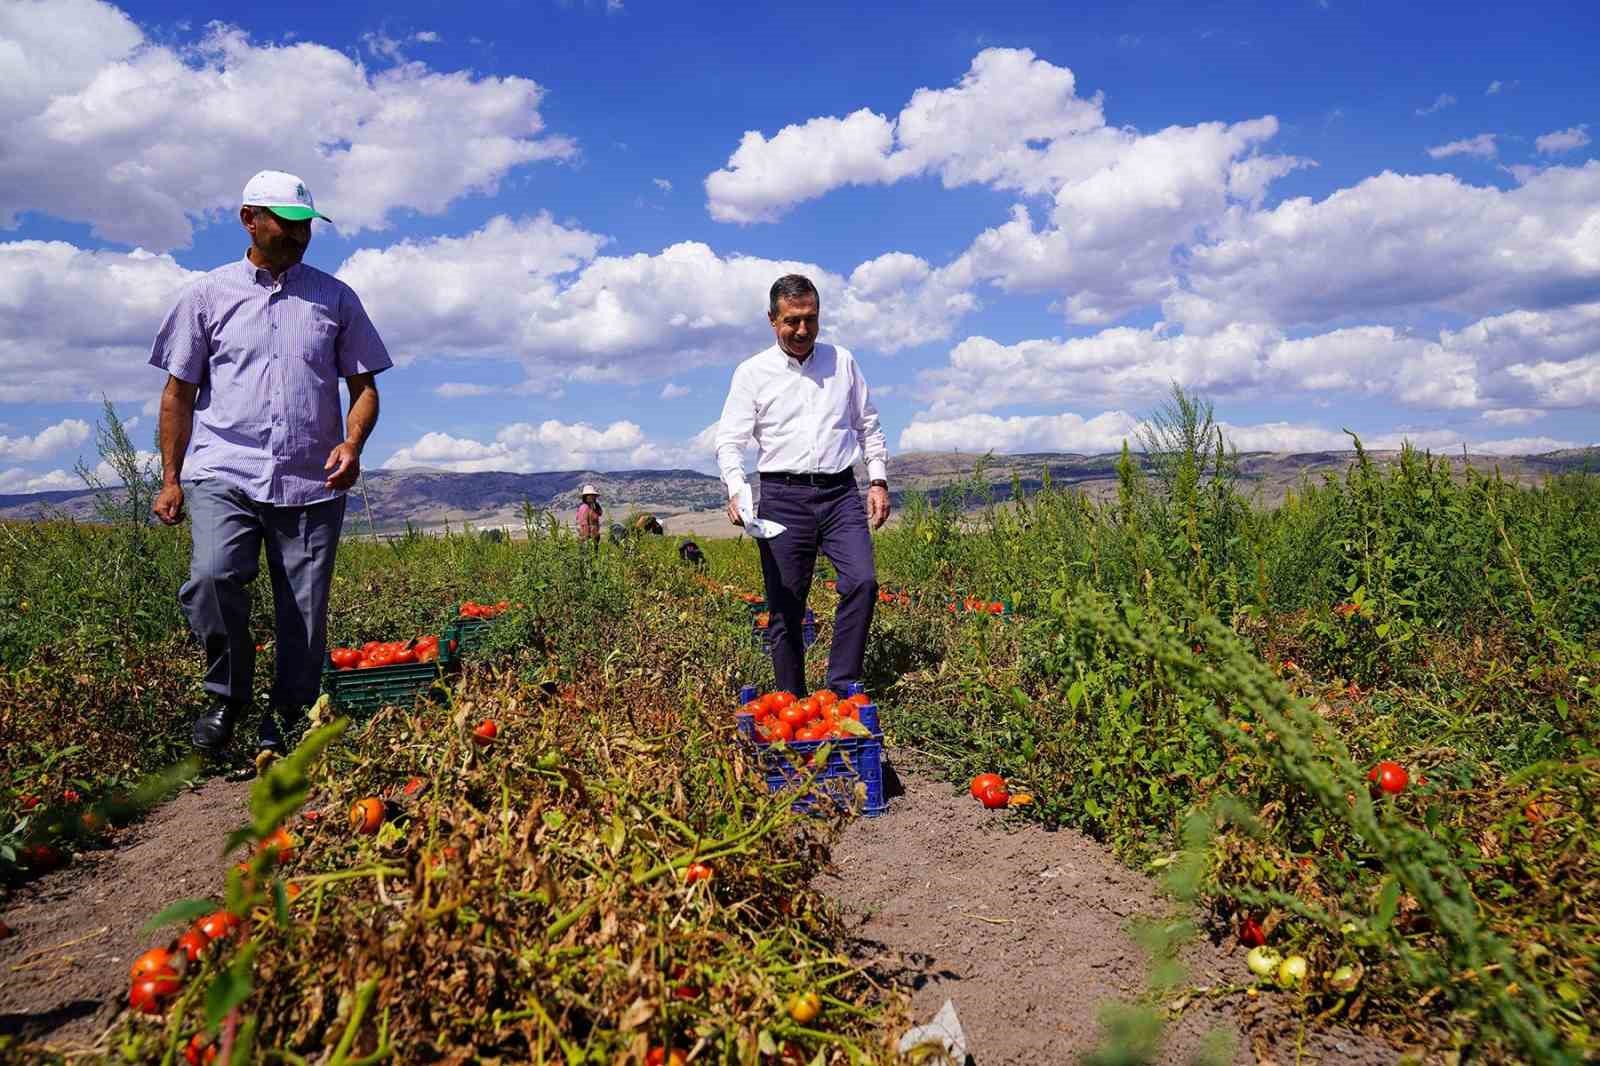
left=257, top=710, right=284, bottom=754
left=258, top=707, right=306, bottom=754
left=192, top=703, right=242, bottom=754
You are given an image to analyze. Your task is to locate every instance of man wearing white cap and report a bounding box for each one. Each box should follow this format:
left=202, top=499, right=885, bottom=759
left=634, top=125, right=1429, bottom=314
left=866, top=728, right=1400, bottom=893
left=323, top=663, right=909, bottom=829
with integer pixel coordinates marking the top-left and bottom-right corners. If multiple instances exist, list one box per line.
left=576, top=484, right=603, bottom=545
left=148, top=170, right=394, bottom=758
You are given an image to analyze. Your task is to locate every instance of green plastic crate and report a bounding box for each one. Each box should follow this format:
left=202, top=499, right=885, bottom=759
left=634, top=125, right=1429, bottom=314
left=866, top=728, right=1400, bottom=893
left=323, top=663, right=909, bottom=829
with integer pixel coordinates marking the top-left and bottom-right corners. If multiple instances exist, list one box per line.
left=321, top=641, right=457, bottom=715
left=449, top=616, right=494, bottom=655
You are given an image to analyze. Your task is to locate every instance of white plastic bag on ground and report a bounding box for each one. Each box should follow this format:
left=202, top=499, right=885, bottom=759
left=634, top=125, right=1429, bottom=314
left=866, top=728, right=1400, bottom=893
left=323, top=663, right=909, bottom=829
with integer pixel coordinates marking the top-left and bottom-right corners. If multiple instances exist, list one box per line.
left=896, top=998, right=968, bottom=1064
left=735, top=482, right=786, bottom=540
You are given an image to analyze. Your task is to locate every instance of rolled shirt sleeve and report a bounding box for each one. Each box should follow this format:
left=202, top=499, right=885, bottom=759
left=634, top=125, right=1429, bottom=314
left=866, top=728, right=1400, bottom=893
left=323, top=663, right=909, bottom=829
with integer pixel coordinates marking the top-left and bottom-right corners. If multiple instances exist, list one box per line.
left=715, top=364, right=757, bottom=494
left=852, top=357, right=889, bottom=483
left=336, top=288, right=394, bottom=378
left=148, top=282, right=210, bottom=384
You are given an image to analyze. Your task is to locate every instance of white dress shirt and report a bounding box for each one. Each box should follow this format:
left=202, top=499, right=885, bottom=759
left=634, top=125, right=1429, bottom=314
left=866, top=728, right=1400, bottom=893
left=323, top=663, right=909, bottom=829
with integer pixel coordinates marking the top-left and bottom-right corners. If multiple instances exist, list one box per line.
left=715, top=342, right=888, bottom=494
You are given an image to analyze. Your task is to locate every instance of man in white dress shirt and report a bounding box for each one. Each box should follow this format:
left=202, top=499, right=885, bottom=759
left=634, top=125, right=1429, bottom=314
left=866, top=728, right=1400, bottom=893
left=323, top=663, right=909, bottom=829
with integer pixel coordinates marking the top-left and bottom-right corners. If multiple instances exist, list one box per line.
left=715, top=274, right=890, bottom=697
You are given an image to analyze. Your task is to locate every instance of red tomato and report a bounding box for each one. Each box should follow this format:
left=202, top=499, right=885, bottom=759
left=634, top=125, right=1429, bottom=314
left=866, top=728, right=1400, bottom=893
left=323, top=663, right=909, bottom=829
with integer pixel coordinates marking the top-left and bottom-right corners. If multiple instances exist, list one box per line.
left=62, top=789, right=81, bottom=805
left=771, top=691, right=796, bottom=709
left=402, top=776, right=425, bottom=796
left=473, top=719, right=499, bottom=745
left=391, top=646, right=418, bottom=665
left=350, top=797, right=385, bottom=835
left=1368, top=761, right=1409, bottom=795
left=645, top=1049, right=687, bottom=1066
left=17, top=794, right=40, bottom=811
left=779, top=704, right=808, bottom=727
left=739, top=701, right=763, bottom=717
left=795, top=697, right=820, bottom=720
left=812, top=689, right=839, bottom=708
left=978, top=784, right=1010, bottom=809
left=684, top=861, right=713, bottom=884
left=175, top=928, right=210, bottom=963
left=416, top=645, right=439, bottom=663
left=969, top=773, right=1005, bottom=799
left=989, top=602, right=1005, bottom=615
left=128, top=972, right=181, bottom=1013
left=1239, top=916, right=1266, bottom=947
left=184, top=1033, right=218, bottom=1065
left=129, top=947, right=176, bottom=981
left=197, top=911, right=241, bottom=942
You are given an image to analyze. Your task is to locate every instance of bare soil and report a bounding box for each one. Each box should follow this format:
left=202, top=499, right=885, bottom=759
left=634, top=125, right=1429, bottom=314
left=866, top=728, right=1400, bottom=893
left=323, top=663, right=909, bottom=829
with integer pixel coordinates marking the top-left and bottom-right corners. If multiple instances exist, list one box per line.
left=824, top=761, right=1402, bottom=1065
left=0, top=775, right=251, bottom=1056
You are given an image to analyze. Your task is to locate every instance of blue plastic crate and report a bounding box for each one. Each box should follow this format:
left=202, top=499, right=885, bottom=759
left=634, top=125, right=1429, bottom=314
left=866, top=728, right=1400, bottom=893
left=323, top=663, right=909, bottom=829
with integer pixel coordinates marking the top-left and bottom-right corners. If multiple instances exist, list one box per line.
left=751, top=608, right=816, bottom=650
left=734, top=683, right=886, bottom=816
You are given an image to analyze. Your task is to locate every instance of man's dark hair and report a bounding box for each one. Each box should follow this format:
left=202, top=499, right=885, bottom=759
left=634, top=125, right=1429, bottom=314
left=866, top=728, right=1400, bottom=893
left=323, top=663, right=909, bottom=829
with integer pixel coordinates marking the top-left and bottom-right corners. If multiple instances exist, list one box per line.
left=768, top=274, right=819, bottom=318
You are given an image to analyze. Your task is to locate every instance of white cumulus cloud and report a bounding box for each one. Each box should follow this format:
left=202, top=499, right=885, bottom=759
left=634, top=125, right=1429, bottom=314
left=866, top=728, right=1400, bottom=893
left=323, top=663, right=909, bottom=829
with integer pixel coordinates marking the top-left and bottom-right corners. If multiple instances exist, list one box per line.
left=660, top=383, right=690, bottom=399
left=1427, top=133, right=1498, bottom=159
left=0, top=241, right=201, bottom=402
left=0, top=418, right=91, bottom=461
left=1536, top=125, right=1592, bottom=155
left=0, top=1, right=576, bottom=249
left=336, top=215, right=976, bottom=385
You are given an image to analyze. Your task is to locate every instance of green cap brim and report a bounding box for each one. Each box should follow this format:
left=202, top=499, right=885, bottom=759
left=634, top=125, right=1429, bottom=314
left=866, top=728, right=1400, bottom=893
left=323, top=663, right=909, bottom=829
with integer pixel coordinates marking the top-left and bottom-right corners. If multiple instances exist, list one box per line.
left=265, top=205, right=331, bottom=222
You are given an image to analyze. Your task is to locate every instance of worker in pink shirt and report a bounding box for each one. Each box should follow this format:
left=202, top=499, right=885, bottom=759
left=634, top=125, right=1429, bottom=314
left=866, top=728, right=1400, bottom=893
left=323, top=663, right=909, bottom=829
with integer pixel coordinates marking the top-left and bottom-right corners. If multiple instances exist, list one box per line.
left=575, top=484, right=603, bottom=545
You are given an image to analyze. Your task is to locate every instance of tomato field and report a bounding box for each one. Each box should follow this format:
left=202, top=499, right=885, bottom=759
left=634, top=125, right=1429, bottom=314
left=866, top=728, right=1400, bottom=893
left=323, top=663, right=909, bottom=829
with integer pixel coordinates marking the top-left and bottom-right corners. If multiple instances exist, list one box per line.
left=1, top=426, right=1598, bottom=1063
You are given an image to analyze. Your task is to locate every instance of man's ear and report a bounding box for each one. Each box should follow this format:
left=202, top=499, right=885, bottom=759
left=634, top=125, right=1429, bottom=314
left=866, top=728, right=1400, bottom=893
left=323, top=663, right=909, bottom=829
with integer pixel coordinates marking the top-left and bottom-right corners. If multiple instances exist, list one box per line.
left=240, top=206, right=254, bottom=230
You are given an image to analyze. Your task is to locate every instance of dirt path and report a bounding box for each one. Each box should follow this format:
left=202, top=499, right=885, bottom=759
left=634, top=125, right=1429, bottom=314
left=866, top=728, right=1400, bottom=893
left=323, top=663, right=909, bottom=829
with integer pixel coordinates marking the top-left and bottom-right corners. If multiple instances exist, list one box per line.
left=0, top=775, right=251, bottom=1054
left=824, top=761, right=1400, bottom=1065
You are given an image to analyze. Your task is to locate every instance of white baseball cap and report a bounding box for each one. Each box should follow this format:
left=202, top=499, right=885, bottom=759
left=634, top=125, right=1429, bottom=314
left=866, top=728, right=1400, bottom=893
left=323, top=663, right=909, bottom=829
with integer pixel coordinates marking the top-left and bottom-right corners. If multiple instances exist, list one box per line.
left=241, top=170, right=331, bottom=223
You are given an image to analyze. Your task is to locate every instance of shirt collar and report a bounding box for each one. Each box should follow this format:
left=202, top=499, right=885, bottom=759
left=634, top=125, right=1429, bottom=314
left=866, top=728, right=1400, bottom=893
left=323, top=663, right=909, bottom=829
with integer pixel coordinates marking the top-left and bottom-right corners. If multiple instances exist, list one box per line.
left=242, top=253, right=301, bottom=286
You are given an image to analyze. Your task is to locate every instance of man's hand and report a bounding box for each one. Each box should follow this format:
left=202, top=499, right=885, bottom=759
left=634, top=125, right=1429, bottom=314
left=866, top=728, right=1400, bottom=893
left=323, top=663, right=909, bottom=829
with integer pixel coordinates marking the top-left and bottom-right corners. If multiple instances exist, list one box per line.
left=324, top=441, right=361, bottom=491
left=867, top=484, right=890, bottom=530
left=152, top=483, right=185, bottom=526
left=726, top=494, right=745, bottom=527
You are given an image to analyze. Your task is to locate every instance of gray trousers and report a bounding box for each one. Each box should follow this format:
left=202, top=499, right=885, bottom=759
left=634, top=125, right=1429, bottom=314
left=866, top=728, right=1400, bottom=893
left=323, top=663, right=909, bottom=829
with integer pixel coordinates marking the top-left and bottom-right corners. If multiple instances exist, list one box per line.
left=180, top=479, right=346, bottom=710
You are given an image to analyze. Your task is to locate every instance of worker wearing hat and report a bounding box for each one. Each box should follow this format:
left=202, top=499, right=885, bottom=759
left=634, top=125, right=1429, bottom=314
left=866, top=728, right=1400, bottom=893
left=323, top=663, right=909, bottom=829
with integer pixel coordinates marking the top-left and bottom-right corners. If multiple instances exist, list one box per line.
left=148, top=170, right=394, bottom=759
left=576, top=484, right=603, bottom=544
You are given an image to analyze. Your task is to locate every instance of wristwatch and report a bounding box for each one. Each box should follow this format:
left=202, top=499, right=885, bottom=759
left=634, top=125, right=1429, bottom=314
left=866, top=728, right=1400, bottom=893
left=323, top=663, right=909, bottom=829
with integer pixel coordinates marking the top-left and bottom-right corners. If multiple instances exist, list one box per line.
left=869, top=479, right=888, bottom=489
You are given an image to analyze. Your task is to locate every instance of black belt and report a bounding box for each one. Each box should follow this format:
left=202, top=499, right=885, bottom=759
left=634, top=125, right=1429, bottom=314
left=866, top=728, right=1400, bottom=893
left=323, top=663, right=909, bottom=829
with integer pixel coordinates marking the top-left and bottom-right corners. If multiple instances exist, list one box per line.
left=759, top=469, right=855, bottom=487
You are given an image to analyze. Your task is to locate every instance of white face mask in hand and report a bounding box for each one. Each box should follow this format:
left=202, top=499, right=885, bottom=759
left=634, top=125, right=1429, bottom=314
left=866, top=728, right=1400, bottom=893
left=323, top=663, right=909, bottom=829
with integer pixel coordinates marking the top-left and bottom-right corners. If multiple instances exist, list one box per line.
left=735, top=483, right=787, bottom=540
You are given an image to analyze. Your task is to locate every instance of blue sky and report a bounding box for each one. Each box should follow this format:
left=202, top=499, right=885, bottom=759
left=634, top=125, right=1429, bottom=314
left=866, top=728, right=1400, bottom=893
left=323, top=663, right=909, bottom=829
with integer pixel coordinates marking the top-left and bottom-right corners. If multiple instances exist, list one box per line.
left=1, top=0, right=1597, bottom=491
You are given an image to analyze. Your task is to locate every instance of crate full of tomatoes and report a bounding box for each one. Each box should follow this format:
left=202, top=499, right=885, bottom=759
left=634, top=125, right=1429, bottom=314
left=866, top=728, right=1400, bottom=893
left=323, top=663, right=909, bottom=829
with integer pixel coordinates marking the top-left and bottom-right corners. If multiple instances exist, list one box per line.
left=735, top=683, right=886, bottom=816
left=450, top=599, right=514, bottom=655
left=321, top=632, right=458, bottom=715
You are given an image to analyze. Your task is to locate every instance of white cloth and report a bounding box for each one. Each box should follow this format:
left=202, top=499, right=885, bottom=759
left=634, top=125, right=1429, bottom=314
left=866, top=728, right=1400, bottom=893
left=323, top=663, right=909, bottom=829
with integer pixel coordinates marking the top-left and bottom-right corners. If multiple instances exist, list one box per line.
left=733, top=483, right=786, bottom=540
left=714, top=342, right=888, bottom=495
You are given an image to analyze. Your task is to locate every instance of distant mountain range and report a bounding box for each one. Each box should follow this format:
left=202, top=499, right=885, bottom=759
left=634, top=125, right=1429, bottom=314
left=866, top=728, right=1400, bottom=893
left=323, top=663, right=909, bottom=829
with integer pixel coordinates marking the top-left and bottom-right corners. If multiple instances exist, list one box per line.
left=3, top=447, right=1595, bottom=537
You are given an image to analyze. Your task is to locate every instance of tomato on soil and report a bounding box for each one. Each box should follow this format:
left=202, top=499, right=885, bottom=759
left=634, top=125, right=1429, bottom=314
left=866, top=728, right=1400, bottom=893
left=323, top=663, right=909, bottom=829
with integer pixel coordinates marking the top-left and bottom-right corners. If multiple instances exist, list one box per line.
left=684, top=861, right=713, bottom=884
left=978, top=784, right=1010, bottom=809
left=969, top=773, right=1004, bottom=799
left=350, top=796, right=385, bottom=835
left=645, top=1049, right=687, bottom=1066
left=1367, top=761, right=1409, bottom=795
left=402, top=776, right=425, bottom=796
left=473, top=719, right=499, bottom=745
left=787, top=989, right=822, bottom=1024
left=184, top=1033, right=218, bottom=1065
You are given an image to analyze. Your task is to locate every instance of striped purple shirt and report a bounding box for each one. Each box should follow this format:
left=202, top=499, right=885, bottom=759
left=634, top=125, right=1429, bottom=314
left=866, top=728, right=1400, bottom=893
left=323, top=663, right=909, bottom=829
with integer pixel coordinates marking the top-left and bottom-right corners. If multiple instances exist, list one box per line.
left=149, top=256, right=393, bottom=506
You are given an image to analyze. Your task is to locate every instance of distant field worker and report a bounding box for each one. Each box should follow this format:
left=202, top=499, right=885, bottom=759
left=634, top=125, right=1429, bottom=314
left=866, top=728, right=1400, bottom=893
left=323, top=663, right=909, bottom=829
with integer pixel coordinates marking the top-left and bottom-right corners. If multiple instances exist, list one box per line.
left=715, top=274, right=890, bottom=698
left=576, top=484, right=603, bottom=543
left=148, top=170, right=393, bottom=757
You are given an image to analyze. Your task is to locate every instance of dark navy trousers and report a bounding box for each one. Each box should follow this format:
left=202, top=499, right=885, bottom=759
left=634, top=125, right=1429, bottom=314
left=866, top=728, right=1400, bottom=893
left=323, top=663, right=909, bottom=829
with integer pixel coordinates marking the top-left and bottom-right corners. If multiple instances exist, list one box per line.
left=755, top=475, right=878, bottom=697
